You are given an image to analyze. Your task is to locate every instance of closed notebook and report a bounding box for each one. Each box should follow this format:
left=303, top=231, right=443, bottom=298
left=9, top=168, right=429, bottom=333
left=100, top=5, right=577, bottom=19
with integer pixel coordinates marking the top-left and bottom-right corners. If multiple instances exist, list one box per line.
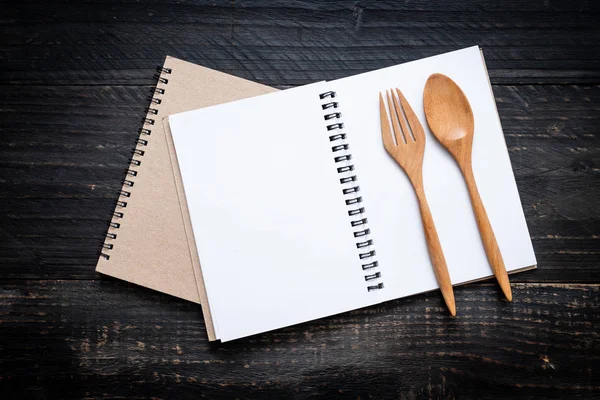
left=168, top=46, right=537, bottom=342
left=96, top=56, right=277, bottom=340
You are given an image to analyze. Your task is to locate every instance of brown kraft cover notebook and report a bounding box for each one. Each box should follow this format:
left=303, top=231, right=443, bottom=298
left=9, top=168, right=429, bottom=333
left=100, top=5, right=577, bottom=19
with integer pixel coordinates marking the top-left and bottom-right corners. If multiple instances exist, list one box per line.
left=96, top=56, right=277, bottom=341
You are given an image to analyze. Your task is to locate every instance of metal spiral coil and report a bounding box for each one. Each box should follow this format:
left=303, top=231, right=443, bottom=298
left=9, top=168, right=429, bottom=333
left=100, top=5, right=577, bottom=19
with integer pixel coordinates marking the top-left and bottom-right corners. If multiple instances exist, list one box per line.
left=99, top=64, right=171, bottom=261
left=318, top=91, right=383, bottom=292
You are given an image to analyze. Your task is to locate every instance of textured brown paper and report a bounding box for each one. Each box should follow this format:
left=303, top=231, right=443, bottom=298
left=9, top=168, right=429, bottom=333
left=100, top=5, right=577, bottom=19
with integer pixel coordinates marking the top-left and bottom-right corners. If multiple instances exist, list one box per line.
left=96, top=56, right=277, bottom=341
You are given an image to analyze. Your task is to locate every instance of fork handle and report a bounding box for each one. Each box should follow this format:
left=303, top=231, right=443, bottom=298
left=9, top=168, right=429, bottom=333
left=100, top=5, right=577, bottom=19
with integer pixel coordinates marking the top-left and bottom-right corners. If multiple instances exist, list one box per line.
left=462, top=164, right=513, bottom=301
left=414, top=185, right=456, bottom=316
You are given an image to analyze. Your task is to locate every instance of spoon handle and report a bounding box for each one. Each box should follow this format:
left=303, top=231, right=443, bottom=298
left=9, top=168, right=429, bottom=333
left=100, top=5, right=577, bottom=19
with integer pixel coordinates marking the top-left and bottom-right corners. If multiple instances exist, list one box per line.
left=462, top=164, right=513, bottom=301
left=413, top=183, right=456, bottom=316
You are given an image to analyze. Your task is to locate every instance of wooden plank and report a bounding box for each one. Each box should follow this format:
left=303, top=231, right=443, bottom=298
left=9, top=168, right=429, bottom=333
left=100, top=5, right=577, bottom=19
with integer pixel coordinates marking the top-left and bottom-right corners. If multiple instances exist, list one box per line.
left=0, top=279, right=598, bottom=398
left=0, top=2, right=598, bottom=398
left=1, top=83, right=597, bottom=282
left=1, top=1, right=599, bottom=85
left=1, top=1, right=598, bottom=399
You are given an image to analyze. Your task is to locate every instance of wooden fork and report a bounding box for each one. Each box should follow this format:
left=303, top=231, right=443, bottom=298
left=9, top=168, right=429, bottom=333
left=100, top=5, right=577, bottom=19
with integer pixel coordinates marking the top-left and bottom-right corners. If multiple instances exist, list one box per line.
left=379, top=88, right=456, bottom=316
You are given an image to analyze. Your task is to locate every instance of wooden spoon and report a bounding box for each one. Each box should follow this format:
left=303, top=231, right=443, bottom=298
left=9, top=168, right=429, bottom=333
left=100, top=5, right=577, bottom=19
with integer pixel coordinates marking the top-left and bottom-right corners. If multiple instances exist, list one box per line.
left=423, top=73, right=512, bottom=301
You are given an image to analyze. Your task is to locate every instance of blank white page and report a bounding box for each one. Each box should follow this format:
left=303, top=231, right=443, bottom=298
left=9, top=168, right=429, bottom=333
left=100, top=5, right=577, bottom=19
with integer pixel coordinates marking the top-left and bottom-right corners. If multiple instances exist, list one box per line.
left=331, top=46, right=537, bottom=302
left=169, top=83, right=377, bottom=341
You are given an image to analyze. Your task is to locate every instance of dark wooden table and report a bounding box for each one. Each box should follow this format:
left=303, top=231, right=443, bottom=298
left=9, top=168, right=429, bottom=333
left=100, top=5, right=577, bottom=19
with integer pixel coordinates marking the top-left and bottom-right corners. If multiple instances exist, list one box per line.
left=1, top=1, right=599, bottom=399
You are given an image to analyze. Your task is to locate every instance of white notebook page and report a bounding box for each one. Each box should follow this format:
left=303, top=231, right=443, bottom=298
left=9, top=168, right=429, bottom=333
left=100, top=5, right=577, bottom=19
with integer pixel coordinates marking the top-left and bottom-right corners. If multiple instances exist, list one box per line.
left=331, top=46, right=537, bottom=302
left=169, top=83, right=379, bottom=341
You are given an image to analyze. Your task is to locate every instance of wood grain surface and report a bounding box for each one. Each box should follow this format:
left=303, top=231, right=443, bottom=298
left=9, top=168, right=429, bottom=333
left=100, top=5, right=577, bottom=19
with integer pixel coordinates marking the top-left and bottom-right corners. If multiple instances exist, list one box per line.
left=1, top=0, right=599, bottom=399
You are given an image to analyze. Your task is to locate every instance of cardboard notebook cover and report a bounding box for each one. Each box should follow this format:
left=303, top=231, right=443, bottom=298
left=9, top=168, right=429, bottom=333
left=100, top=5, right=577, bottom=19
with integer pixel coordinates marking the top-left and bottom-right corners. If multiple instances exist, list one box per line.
left=96, top=56, right=277, bottom=341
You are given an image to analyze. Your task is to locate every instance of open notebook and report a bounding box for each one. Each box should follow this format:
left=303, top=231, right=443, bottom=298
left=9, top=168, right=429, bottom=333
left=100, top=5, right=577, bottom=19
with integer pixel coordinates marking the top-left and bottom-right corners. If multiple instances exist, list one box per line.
left=168, top=46, right=536, bottom=341
left=97, top=47, right=536, bottom=342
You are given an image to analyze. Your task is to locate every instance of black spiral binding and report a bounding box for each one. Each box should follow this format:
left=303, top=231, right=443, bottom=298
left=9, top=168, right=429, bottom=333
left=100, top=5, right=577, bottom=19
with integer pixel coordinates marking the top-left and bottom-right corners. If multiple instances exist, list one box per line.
left=318, top=91, right=383, bottom=292
left=99, top=65, right=172, bottom=261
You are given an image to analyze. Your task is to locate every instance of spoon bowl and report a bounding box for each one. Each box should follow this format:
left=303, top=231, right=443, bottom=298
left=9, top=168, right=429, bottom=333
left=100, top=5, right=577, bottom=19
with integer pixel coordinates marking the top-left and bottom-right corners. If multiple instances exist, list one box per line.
left=424, top=73, right=475, bottom=158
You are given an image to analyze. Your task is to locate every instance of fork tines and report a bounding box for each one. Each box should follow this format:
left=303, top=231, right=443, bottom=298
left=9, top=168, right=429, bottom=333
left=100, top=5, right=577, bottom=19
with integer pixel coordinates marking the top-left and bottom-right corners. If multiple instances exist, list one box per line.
left=380, top=88, right=425, bottom=148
